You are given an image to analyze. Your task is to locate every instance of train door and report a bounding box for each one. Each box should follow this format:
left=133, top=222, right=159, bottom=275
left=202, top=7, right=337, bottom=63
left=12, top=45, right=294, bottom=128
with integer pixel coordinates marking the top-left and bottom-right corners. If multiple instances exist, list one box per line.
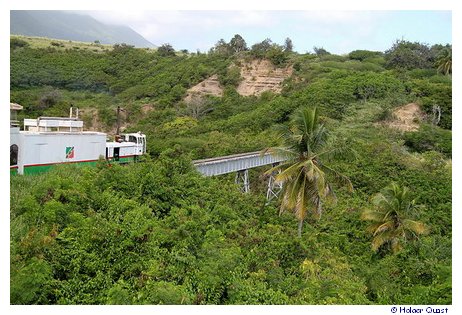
left=114, top=147, right=120, bottom=161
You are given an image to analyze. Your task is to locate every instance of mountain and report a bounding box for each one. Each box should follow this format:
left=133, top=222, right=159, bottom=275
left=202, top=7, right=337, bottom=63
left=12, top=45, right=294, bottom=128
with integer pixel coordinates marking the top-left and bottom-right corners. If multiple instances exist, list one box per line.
left=10, top=10, right=155, bottom=48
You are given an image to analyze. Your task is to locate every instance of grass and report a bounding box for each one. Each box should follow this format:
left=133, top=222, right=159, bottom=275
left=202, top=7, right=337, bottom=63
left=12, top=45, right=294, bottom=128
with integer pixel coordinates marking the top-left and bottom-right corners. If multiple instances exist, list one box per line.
left=11, top=35, right=114, bottom=52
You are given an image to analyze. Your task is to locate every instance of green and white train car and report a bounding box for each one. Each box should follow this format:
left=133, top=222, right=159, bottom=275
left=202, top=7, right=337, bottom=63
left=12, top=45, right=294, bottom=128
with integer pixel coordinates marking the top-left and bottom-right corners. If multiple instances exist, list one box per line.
left=10, top=107, right=146, bottom=175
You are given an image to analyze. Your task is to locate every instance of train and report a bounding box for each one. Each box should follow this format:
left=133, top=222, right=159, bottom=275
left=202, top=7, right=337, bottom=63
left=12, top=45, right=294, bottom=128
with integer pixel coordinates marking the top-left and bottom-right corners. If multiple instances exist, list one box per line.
left=10, top=103, right=146, bottom=175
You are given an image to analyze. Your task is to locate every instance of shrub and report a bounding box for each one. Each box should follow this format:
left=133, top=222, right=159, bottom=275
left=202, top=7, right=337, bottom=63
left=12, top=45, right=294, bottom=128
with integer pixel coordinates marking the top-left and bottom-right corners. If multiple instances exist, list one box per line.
left=404, top=124, right=451, bottom=157
left=11, top=37, right=29, bottom=49
left=218, top=66, right=242, bottom=87
left=348, top=50, right=382, bottom=61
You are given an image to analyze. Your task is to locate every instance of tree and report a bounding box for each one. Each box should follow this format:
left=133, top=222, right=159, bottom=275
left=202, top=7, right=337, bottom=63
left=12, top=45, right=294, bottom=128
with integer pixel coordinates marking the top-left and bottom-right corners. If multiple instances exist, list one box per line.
left=313, top=46, right=330, bottom=57
left=38, top=88, right=62, bottom=109
left=267, top=46, right=288, bottom=66
left=384, top=40, right=434, bottom=69
left=229, top=34, right=247, bottom=54
left=185, top=94, right=213, bottom=119
left=250, top=38, right=273, bottom=58
left=361, top=183, right=429, bottom=254
left=435, top=47, right=452, bottom=75
left=212, top=39, right=231, bottom=56
left=264, top=107, right=353, bottom=237
left=284, top=37, right=294, bottom=53
left=157, top=43, right=176, bottom=57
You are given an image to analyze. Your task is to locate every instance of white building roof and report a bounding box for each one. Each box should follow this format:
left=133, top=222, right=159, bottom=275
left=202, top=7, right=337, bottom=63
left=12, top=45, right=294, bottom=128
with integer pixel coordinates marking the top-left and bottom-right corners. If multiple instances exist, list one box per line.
left=10, top=103, right=23, bottom=110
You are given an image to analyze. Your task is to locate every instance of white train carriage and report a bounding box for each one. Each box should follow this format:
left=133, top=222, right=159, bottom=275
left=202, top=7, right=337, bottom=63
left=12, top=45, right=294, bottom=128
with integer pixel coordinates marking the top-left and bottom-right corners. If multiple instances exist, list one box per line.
left=10, top=104, right=146, bottom=175
left=105, top=133, right=146, bottom=163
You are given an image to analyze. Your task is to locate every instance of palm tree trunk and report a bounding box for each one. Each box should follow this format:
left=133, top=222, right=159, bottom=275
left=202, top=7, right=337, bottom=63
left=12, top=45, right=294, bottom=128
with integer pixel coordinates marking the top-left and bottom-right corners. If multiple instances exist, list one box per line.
left=298, top=220, right=303, bottom=237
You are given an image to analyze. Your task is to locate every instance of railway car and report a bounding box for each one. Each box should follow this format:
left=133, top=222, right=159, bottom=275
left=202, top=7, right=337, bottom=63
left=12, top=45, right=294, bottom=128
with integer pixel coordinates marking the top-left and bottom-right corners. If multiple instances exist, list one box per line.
left=10, top=104, right=146, bottom=175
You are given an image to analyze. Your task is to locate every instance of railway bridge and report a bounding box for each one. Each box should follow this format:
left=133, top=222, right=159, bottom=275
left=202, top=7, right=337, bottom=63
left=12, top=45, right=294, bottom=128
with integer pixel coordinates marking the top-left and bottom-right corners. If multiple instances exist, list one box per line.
left=192, top=151, right=287, bottom=202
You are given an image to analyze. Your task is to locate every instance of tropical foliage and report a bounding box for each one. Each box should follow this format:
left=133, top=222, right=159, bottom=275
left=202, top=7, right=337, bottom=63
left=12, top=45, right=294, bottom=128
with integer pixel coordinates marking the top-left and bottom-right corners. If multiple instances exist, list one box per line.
left=361, top=183, right=429, bottom=253
left=264, top=107, right=353, bottom=237
left=435, top=48, right=452, bottom=75
left=10, top=35, right=452, bottom=305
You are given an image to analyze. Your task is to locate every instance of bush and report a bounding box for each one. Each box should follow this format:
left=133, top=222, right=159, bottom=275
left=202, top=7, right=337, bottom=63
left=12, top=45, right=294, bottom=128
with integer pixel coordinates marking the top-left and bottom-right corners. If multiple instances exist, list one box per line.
left=348, top=50, right=382, bottom=61
left=404, top=124, right=451, bottom=157
left=11, top=37, right=30, bottom=49
left=410, top=80, right=451, bottom=129
left=218, top=65, right=242, bottom=87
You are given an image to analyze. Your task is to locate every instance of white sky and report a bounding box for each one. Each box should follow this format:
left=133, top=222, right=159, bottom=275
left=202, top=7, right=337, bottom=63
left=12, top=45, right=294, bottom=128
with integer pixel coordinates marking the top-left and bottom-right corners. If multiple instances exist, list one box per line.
left=78, top=10, right=451, bottom=54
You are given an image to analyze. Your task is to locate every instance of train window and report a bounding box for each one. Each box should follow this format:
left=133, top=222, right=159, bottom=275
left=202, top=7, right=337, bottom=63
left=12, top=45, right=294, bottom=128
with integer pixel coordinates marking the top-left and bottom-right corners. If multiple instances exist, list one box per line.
left=129, top=135, right=137, bottom=143
left=10, top=144, right=18, bottom=166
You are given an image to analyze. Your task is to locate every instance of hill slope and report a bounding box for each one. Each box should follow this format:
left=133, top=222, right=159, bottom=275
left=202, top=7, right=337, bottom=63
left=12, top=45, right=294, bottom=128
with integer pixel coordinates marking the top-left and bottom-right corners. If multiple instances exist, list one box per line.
left=9, top=36, right=452, bottom=305
left=10, top=10, right=155, bottom=48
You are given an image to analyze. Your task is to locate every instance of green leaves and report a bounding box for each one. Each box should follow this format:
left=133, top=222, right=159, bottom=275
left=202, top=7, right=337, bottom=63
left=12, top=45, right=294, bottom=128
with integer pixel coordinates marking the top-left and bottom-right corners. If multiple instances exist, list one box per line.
left=10, top=38, right=452, bottom=305
left=10, top=257, right=53, bottom=304
left=267, top=107, right=352, bottom=234
left=362, top=183, right=429, bottom=254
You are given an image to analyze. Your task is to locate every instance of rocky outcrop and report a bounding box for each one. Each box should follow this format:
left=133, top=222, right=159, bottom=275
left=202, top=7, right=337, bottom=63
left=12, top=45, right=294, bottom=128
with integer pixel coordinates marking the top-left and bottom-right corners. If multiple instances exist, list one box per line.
left=387, top=103, right=425, bottom=131
left=184, top=74, right=223, bottom=102
left=184, top=59, right=293, bottom=101
left=236, top=59, right=293, bottom=96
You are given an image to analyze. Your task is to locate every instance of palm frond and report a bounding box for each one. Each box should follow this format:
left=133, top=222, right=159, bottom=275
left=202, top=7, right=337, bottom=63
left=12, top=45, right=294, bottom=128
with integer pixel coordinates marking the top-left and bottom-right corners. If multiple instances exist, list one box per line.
left=391, top=239, right=403, bottom=253
left=317, top=162, right=353, bottom=192
left=371, top=231, right=393, bottom=252
left=402, top=219, right=429, bottom=235
left=365, top=183, right=428, bottom=253
left=361, top=210, right=384, bottom=222
left=373, top=221, right=394, bottom=236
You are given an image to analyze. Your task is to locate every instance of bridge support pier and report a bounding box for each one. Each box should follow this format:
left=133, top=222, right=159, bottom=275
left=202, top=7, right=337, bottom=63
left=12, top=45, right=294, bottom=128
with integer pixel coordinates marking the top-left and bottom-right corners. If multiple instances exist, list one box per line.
left=266, top=162, right=283, bottom=203
left=235, top=169, right=250, bottom=193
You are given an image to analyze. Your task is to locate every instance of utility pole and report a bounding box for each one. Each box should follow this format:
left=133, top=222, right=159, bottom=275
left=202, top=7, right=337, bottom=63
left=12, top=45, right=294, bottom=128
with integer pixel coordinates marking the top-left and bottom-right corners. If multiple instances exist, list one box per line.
left=116, top=106, right=120, bottom=135
left=116, top=106, right=125, bottom=136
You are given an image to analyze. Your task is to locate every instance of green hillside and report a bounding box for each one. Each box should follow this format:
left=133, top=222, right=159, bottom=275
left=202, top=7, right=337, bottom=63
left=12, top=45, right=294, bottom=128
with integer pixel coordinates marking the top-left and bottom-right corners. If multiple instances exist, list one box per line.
left=10, top=35, right=452, bottom=305
left=10, top=10, right=155, bottom=48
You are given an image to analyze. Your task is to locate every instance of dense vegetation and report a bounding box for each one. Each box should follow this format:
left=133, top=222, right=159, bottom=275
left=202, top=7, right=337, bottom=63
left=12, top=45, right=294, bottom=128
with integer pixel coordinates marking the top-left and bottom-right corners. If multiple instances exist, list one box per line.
left=10, top=35, right=452, bottom=305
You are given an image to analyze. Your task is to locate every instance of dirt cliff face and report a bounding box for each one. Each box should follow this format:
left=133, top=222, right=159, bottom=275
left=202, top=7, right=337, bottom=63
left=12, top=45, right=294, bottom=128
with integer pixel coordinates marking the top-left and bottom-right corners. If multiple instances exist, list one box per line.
left=236, top=59, right=293, bottom=96
left=387, top=103, right=425, bottom=131
left=184, top=74, right=223, bottom=102
left=185, top=59, right=293, bottom=101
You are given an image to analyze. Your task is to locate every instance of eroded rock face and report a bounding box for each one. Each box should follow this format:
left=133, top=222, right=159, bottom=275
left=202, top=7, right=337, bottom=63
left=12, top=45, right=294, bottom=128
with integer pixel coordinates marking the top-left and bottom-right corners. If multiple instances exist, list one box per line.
left=185, top=74, right=223, bottom=102
left=236, top=59, right=293, bottom=96
left=387, top=103, right=425, bottom=132
left=184, top=59, right=293, bottom=101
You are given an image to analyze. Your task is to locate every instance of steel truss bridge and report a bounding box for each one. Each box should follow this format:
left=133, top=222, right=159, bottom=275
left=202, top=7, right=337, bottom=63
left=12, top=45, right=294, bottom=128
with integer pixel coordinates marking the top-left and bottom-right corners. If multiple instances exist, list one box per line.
left=193, top=151, right=287, bottom=202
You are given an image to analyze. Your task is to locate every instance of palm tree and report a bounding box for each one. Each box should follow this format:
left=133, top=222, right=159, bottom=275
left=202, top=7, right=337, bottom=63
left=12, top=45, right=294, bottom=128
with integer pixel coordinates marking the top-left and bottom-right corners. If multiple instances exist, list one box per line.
left=436, top=48, right=452, bottom=76
left=263, top=107, right=353, bottom=237
left=361, top=183, right=429, bottom=254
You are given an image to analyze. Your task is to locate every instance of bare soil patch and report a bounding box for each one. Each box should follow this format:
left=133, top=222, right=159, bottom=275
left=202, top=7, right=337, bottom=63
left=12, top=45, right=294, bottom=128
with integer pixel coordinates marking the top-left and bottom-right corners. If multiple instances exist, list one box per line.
left=185, top=74, right=223, bottom=102
left=386, top=103, right=425, bottom=132
left=237, top=59, right=293, bottom=96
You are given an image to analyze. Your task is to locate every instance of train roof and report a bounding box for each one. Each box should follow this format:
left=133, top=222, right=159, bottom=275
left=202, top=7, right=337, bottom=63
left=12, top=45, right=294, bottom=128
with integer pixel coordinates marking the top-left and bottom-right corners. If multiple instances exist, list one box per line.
left=19, top=131, right=107, bottom=136
left=105, top=141, right=139, bottom=148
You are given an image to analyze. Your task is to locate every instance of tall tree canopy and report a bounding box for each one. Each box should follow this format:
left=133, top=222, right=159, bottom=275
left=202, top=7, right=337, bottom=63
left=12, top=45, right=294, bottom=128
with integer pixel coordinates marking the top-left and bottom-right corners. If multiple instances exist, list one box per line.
left=229, top=34, right=248, bottom=53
